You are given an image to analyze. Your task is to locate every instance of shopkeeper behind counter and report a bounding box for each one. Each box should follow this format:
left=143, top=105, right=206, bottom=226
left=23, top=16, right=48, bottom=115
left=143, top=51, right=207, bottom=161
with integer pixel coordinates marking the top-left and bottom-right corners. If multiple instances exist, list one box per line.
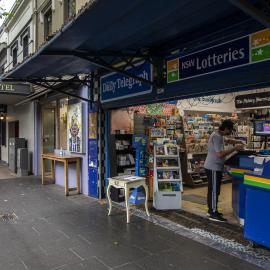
left=204, top=119, right=244, bottom=223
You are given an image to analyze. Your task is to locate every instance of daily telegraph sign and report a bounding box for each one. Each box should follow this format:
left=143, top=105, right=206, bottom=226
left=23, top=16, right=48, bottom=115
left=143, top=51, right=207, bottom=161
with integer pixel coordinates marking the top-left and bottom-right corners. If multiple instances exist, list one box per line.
left=100, top=61, right=152, bottom=103
left=167, top=28, right=270, bottom=83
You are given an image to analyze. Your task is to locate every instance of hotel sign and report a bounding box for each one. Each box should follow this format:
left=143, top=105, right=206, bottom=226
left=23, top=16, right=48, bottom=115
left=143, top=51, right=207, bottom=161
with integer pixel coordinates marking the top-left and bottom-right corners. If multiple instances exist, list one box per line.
left=167, top=28, right=270, bottom=83
left=0, top=83, right=31, bottom=95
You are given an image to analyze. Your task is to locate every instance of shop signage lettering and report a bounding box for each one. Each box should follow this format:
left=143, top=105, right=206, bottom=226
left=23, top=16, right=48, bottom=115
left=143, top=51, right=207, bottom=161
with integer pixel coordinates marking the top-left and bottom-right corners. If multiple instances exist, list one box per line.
left=193, top=96, right=222, bottom=104
left=235, top=92, right=270, bottom=109
left=167, top=28, right=270, bottom=83
left=0, top=83, right=31, bottom=95
left=0, top=84, right=14, bottom=91
left=100, top=62, right=152, bottom=103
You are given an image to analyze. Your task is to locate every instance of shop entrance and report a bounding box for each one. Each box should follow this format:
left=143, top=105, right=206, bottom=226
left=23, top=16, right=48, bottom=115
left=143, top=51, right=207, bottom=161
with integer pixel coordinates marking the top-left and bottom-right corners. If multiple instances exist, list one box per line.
left=8, top=121, right=19, bottom=139
left=105, top=91, right=265, bottom=225
left=42, top=107, right=56, bottom=171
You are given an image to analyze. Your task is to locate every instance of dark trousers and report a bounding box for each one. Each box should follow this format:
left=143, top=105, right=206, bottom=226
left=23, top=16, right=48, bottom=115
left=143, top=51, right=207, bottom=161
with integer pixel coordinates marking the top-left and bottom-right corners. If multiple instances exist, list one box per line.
left=205, top=169, right=222, bottom=214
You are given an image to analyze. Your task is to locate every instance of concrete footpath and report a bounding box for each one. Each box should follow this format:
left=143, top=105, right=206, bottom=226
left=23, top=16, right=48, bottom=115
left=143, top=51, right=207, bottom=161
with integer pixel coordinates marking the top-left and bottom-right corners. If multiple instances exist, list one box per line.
left=0, top=176, right=268, bottom=270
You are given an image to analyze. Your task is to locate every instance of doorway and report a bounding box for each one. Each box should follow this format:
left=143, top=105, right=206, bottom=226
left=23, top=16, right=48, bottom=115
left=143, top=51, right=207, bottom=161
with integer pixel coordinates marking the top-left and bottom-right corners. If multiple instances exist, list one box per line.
left=42, top=108, right=55, bottom=171
left=8, top=121, right=19, bottom=139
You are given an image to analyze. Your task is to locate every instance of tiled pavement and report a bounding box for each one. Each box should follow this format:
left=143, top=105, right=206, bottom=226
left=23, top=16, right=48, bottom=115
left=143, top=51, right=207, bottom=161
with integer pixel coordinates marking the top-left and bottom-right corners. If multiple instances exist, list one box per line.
left=0, top=176, right=266, bottom=270
left=0, top=162, right=17, bottom=180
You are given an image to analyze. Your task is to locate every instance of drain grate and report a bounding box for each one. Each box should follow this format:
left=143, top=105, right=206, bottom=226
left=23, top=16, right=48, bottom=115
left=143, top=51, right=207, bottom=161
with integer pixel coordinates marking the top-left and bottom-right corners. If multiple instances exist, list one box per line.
left=0, top=212, right=18, bottom=223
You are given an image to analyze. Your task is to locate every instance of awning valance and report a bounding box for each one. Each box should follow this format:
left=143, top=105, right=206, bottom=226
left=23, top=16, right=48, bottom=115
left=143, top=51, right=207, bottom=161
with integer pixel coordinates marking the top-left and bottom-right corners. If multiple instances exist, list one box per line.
left=2, top=0, right=261, bottom=81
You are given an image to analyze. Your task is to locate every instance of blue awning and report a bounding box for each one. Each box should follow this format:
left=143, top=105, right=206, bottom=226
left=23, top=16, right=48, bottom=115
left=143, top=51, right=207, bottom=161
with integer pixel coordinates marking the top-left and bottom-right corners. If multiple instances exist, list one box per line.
left=2, top=0, right=261, bottom=80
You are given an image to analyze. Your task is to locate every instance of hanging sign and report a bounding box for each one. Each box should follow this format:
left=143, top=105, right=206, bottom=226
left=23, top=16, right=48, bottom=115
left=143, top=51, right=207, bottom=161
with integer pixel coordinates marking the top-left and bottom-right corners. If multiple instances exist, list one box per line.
left=0, top=83, right=31, bottom=95
left=235, top=92, right=270, bottom=109
left=167, top=28, right=270, bottom=83
left=100, top=61, right=152, bottom=103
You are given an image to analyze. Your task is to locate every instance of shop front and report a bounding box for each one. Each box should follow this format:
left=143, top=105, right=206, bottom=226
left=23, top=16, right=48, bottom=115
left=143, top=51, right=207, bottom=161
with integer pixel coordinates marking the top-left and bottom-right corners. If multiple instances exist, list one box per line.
left=104, top=85, right=270, bottom=244
left=3, top=0, right=270, bottom=247
left=100, top=28, right=270, bottom=248
left=0, top=82, right=34, bottom=176
left=35, top=85, right=90, bottom=196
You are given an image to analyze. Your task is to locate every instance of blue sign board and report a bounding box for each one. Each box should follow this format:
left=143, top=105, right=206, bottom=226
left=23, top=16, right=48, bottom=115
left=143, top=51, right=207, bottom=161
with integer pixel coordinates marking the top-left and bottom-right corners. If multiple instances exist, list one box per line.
left=167, top=36, right=250, bottom=82
left=133, top=134, right=148, bottom=149
left=89, top=139, right=98, bottom=168
left=181, top=36, right=249, bottom=79
left=100, top=61, right=152, bottom=103
left=88, top=139, right=98, bottom=198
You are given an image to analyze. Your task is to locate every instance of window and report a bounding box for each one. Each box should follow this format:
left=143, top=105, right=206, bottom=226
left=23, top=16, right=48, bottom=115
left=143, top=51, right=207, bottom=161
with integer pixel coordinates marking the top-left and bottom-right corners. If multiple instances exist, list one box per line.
left=0, top=64, right=5, bottom=75
left=44, top=8, right=52, bottom=39
left=22, top=35, right=29, bottom=59
left=64, top=0, right=76, bottom=21
left=12, top=46, right=18, bottom=67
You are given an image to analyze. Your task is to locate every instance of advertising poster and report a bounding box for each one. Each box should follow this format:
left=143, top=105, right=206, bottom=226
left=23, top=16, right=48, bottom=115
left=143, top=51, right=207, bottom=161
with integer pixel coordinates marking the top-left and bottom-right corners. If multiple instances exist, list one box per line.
left=89, top=112, right=97, bottom=139
left=67, top=102, right=84, bottom=153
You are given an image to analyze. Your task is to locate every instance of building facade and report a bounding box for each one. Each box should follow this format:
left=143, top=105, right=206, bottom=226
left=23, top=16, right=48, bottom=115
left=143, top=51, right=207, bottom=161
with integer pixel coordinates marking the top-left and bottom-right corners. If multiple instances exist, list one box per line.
left=1, top=0, right=91, bottom=185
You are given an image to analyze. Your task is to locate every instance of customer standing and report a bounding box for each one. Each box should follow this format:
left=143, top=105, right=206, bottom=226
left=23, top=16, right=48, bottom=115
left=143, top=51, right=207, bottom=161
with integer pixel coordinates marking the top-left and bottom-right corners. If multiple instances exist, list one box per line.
left=204, top=119, right=244, bottom=222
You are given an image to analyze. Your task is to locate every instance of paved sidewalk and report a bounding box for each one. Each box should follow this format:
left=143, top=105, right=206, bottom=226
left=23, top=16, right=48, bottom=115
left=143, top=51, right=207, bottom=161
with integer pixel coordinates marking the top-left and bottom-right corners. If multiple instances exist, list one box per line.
left=0, top=162, right=17, bottom=180
left=0, top=177, right=266, bottom=270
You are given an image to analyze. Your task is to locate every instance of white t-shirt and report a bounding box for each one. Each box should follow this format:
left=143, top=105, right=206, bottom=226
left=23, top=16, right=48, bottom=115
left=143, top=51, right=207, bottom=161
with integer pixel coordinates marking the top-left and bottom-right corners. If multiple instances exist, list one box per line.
left=204, top=131, right=225, bottom=171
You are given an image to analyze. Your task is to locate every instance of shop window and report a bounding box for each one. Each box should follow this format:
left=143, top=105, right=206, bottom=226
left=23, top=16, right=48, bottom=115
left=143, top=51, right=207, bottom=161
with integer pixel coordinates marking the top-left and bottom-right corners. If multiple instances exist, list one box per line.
left=44, top=8, right=52, bottom=39
left=59, top=98, right=68, bottom=150
left=64, top=0, right=76, bottom=21
left=22, top=35, right=29, bottom=59
left=11, top=42, right=18, bottom=67
left=0, top=64, right=5, bottom=75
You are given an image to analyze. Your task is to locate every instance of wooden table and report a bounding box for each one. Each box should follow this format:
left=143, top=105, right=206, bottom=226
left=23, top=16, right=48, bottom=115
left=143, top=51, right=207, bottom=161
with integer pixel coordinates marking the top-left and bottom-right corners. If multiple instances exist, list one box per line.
left=107, top=175, right=150, bottom=223
left=41, top=153, right=81, bottom=196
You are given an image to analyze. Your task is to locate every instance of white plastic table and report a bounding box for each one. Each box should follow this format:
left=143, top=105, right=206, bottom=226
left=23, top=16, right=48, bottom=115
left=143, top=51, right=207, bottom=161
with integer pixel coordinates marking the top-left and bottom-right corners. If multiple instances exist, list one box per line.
left=107, top=175, right=150, bottom=223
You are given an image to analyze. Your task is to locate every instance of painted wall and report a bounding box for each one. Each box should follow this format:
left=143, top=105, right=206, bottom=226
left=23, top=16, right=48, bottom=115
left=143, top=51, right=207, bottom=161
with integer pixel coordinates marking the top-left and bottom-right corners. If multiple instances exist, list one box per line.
left=76, top=0, right=90, bottom=12
left=1, top=102, right=35, bottom=172
left=177, top=93, right=236, bottom=113
left=110, top=109, right=134, bottom=134
left=36, top=0, right=92, bottom=48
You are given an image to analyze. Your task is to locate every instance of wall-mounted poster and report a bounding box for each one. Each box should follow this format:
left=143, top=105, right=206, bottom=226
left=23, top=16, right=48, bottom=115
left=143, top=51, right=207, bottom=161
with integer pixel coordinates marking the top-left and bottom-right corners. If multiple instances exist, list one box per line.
left=67, top=101, right=84, bottom=153
left=89, top=112, right=97, bottom=139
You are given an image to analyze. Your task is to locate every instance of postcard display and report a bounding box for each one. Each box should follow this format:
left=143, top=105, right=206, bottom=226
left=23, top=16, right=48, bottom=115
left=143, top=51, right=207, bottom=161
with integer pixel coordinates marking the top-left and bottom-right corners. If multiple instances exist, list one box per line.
left=153, top=140, right=182, bottom=210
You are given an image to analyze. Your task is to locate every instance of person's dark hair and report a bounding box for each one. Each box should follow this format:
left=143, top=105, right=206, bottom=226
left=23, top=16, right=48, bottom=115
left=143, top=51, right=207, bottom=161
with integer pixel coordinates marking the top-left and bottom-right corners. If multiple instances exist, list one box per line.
left=219, top=119, right=234, bottom=131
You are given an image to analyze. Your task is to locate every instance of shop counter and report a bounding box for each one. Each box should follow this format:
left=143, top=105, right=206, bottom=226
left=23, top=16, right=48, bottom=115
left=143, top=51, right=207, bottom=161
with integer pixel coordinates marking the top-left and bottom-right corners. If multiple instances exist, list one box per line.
left=244, top=162, right=270, bottom=248
left=229, top=168, right=251, bottom=225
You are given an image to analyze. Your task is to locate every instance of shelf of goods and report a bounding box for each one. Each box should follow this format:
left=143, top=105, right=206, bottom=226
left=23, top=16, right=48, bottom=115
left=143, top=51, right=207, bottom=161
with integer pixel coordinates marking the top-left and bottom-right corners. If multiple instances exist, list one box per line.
left=182, top=112, right=235, bottom=187
left=108, top=134, right=136, bottom=202
left=153, top=142, right=182, bottom=210
left=146, top=116, right=185, bottom=196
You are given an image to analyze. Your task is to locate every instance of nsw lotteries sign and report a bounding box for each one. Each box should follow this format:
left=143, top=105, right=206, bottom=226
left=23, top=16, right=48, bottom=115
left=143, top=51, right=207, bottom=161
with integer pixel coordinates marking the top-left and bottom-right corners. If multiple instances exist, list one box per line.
left=167, top=28, right=270, bottom=83
left=100, top=61, right=152, bottom=103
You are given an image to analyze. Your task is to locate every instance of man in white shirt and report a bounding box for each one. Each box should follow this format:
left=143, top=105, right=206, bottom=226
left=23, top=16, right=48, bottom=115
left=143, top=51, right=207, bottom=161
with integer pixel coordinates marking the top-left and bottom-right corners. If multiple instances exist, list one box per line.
left=204, top=119, right=244, bottom=222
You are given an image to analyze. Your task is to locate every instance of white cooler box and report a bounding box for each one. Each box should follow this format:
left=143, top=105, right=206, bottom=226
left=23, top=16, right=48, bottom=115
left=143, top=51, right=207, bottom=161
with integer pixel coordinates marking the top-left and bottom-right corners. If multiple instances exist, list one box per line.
left=153, top=191, right=181, bottom=210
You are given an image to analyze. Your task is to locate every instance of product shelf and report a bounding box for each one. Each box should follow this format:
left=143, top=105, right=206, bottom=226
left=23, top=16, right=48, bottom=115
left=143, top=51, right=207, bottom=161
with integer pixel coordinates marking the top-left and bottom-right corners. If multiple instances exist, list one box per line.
left=158, top=179, right=181, bottom=182
left=156, top=155, right=179, bottom=158
left=157, top=167, right=180, bottom=170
